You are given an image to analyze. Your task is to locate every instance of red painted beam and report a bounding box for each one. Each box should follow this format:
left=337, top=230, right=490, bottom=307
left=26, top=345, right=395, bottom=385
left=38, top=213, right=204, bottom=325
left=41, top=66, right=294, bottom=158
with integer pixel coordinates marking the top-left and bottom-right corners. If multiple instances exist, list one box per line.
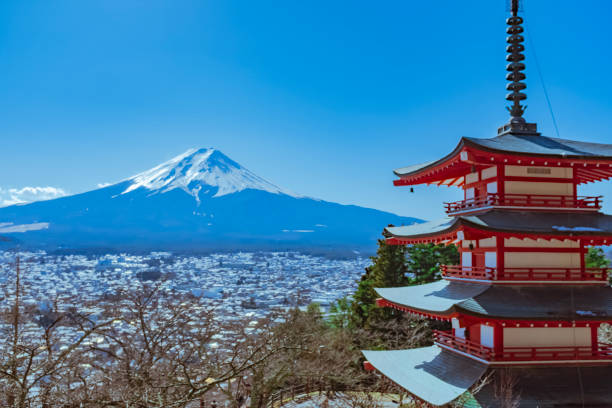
left=363, top=361, right=376, bottom=372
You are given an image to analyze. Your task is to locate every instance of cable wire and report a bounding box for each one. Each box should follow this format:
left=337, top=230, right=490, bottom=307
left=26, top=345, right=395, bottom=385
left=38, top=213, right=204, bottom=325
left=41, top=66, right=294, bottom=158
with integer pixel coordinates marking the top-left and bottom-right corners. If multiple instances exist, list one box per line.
left=523, top=9, right=561, bottom=138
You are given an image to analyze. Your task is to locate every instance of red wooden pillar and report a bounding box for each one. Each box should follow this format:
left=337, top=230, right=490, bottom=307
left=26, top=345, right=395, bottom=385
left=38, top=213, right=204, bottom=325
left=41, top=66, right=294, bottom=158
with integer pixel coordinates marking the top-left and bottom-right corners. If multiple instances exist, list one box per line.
left=496, top=233, right=505, bottom=280
left=494, top=323, right=504, bottom=359
left=497, top=164, right=505, bottom=199
left=573, top=167, right=578, bottom=201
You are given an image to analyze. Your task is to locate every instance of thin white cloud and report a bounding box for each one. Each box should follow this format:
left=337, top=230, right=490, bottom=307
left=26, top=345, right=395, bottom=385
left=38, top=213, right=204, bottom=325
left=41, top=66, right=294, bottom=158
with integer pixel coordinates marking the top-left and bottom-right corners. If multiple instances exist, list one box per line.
left=0, top=222, right=49, bottom=233
left=0, top=186, right=68, bottom=207
left=97, top=182, right=112, bottom=188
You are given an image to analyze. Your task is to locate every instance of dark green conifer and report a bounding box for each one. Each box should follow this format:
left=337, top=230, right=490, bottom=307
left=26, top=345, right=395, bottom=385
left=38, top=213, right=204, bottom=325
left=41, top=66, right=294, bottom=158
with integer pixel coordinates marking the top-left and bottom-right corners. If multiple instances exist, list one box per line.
left=350, top=238, right=459, bottom=328
left=351, top=238, right=408, bottom=327
left=406, top=243, right=459, bottom=284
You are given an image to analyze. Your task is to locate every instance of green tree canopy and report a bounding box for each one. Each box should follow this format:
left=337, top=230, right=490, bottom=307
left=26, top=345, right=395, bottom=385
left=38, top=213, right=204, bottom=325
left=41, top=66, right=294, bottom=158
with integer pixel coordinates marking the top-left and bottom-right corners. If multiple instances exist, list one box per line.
left=585, top=246, right=611, bottom=269
left=350, top=238, right=408, bottom=327
left=349, top=237, right=459, bottom=328
left=406, top=243, right=459, bottom=284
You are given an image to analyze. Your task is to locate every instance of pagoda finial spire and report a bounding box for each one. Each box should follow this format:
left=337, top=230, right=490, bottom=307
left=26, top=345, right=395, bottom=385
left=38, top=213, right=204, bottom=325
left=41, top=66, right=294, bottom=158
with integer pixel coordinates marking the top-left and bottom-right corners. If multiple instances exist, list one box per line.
left=506, top=0, right=526, bottom=122
left=498, top=0, right=539, bottom=136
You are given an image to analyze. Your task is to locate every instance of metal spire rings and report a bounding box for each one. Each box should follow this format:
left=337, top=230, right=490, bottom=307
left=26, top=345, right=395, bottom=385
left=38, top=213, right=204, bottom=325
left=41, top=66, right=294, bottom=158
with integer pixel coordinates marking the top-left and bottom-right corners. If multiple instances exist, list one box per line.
left=506, top=2, right=527, bottom=122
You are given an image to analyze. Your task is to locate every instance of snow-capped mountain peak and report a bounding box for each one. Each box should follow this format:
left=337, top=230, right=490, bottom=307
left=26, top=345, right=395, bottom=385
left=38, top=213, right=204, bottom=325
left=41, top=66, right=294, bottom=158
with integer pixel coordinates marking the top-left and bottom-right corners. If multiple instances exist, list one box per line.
left=122, top=148, right=298, bottom=200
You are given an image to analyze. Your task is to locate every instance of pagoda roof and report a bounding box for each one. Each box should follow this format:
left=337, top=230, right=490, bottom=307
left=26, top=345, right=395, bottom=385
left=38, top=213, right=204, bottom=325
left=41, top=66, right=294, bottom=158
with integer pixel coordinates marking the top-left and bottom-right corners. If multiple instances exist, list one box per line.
left=362, top=346, right=488, bottom=407
left=386, top=210, right=612, bottom=244
left=475, top=366, right=612, bottom=407
left=364, top=347, right=612, bottom=407
left=376, top=280, right=612, bottom=320
left=464, top=134, right=612, bottom=160
left=376, top=280, right=488, bottom=314
left=393, top=134, right=612, bottom=185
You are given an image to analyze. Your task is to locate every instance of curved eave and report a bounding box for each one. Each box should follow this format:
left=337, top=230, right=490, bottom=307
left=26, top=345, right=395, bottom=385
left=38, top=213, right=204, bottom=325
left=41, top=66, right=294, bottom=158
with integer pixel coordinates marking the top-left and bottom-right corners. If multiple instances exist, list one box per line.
left=376, top=283, right=612, bottom=321
left=376, top=298, right=457, bottom=320
left=374, top=280, right=490, bottom=319
left=362, top=346, right=488, bottom=407
left=385, top=217, right=462, bottom=245
left=393, top=139, right=469, bottom=186
left=386, top=211, right=612, bottom=245
left=393, top=136, right=612, bottom=186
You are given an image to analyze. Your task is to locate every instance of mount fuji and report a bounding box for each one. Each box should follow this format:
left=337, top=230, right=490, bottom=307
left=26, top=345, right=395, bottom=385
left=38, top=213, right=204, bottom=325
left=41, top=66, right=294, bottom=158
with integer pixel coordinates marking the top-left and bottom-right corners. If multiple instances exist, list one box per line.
left=0, top=148, right=420, bottom=253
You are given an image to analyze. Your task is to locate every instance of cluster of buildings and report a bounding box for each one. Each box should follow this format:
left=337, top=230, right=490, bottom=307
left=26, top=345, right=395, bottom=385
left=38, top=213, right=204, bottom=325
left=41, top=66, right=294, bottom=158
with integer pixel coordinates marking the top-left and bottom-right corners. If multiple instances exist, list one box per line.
left=0, top=250, right=369, bottom=323
left=0, top=250, right=368, bottom=404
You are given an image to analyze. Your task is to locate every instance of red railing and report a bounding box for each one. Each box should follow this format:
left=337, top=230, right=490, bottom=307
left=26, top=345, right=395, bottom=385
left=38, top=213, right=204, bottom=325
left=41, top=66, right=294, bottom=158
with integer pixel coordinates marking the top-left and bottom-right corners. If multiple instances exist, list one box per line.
left=498, top=344, right=612, bottom=361
left=441, top=265, right=610, bottom=282
left=444, top=194, right=602, bottom=214
left=434, top=330, right=612, bottom=362
left=434, top=330, right=495, bottom=361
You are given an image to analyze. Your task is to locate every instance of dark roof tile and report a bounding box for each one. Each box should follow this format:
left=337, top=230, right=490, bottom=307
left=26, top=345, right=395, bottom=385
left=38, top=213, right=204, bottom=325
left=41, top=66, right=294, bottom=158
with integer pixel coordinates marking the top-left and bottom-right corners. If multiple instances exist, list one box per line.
left=377, top=281, right=612, bottom=320
left=386, top=210, right=612, bottom=239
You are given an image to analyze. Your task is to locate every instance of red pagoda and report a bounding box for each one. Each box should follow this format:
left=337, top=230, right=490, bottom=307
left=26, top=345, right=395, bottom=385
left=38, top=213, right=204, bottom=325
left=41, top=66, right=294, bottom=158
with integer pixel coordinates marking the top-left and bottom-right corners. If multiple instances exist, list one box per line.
left=362, top=2, right=612, bottom=406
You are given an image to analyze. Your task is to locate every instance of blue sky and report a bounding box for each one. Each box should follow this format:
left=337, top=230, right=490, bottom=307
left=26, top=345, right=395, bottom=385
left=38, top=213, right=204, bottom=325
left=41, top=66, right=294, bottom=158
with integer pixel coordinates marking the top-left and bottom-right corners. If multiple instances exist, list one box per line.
left=1, top=0, right=611, bottom=220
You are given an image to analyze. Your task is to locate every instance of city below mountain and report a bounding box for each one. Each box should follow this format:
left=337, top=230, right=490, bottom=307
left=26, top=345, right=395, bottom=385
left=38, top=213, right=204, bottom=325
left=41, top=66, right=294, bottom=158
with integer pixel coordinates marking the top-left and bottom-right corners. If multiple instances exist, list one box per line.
left=0, top=148, right=419, bottom=253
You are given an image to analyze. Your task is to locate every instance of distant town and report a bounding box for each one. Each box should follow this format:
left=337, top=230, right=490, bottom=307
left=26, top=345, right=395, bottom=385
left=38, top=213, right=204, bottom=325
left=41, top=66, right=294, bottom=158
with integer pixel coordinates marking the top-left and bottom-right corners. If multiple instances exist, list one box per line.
left=0, top=250, right=369, bottom=323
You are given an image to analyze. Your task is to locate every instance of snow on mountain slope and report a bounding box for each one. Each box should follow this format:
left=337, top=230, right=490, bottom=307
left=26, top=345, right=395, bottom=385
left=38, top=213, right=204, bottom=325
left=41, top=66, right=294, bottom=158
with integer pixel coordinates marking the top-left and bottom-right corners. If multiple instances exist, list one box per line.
left=122, top=148, right=299, bottom=200
left=0, top=147, right=421, bottom=252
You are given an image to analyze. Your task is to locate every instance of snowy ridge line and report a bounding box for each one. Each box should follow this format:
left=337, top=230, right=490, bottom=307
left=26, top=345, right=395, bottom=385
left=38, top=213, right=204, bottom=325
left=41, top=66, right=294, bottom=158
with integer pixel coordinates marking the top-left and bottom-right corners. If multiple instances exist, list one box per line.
left=121, top=148, right=302, bottom=199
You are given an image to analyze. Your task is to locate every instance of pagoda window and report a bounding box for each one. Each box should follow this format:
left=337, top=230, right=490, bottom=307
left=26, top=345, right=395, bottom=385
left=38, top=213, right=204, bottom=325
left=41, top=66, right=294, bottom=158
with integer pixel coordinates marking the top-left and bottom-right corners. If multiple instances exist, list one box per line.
left=465, top=187, right=475, bottom=200
left=484, top=252, right=497, bottom=269
left=461, top=252, right=472, bottom=268
left=480, top=325, right=495, bottom=348
left=451, top=318, right=465, bottom=339
left=486, top=181, right=498, bottom=194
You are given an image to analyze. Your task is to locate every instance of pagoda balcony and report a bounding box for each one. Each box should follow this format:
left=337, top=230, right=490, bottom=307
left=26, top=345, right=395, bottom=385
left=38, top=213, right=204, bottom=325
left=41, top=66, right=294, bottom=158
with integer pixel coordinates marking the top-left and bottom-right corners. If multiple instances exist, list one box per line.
left=433, top=330, right=612, bottom=364
left=441, top=265, right=610, bottom=283
left=444, top=194, right=602, bottom=215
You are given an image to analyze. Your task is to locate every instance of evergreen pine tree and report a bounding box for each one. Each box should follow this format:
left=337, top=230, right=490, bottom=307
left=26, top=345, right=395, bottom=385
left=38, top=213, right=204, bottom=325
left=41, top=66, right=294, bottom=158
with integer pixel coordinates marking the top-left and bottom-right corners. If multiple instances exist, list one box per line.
left=585, top=246, right=610, bottom=269
left=585, top=247, right=611, bottom=283
left=351, top=238, right=408, bottom=327
left=406, top=243, right=459, bottom=284
left=349, top=237, right=459, bottom=328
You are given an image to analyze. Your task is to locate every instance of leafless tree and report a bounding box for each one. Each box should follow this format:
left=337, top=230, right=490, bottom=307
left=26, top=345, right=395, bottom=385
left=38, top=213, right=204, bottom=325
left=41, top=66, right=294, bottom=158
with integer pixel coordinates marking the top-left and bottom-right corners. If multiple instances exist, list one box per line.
left=0, top=260, right=302, bottom=408
left=0, top=258, right=441, bottom=408
left=0, top=258, right=116, bottom=408
left=64, top=281, right=302, bottom=408
left=493, top=369, right=521, bottom=408
left=599, top=322, right=612, bottom=343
